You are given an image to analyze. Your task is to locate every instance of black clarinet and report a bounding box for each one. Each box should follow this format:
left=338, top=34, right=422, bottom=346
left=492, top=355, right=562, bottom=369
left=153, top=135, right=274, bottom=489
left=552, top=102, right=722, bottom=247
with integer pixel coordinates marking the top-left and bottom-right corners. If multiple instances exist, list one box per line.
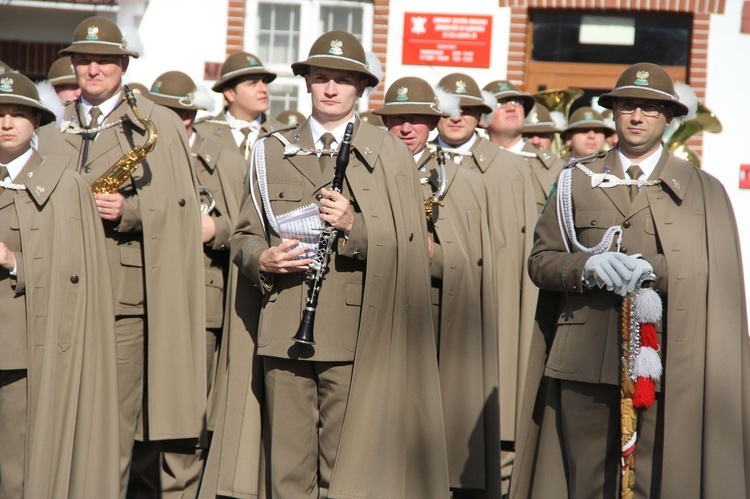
left=292, top=122, right=354, bottom=344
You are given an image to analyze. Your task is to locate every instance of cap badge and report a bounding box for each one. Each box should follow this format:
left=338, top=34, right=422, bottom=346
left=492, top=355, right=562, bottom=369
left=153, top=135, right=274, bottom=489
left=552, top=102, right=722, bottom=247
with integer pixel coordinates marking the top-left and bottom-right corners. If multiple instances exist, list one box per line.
left=455, top=80, right=467, bottom=94
left=529, top=110, right=539, bottom=123
left=151, top=81, right=162, bottom=94
left=288, top=115, right=299, bottom=125
left=635, top=71, right=650, bottom=86
left=0, top=77, right=13, bottom=92
left=86, top=26, right=100, bottom=41
left=329, top=40, right=344, bottom=56
left=247, top=55, right=260, bottom=67
left=396, top=87, right=409, bottom=102
left=584, top=111, right=594, bottom=120
left=499, top=83, right=510, bottom=91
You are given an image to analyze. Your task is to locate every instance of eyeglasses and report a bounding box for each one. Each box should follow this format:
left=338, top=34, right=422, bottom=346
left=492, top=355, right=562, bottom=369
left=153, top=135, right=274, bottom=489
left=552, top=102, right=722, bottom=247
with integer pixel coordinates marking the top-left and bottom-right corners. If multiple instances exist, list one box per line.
left=616, top=100, right=665, bottom=118
left=497, top=97, right=524, bottom=108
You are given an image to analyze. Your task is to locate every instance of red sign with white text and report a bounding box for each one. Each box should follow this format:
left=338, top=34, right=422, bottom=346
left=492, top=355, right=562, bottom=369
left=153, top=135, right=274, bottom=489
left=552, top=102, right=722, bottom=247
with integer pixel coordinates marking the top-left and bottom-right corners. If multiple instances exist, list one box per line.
left=402, top=13, right=492, bottom=68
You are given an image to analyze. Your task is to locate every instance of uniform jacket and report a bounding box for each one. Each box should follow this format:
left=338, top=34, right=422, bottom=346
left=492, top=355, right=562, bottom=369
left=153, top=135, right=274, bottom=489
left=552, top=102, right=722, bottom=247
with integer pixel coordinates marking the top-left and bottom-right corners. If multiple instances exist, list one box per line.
left=520, top=140, right=563, bottom=213
left=194, top=111, right=283, bottom=156
left=38, top=95, right=207, bottom=441
left=418, top=149, right=501, bottom=495
left=213, top=118, right=450, bottom=498
left=191, top=130, right=245, bottom=429
left=9, top=152, right=119, bottom=498
left=459, top=135, right=539, bottom=443
left=511, top=148, right=750, bottom=499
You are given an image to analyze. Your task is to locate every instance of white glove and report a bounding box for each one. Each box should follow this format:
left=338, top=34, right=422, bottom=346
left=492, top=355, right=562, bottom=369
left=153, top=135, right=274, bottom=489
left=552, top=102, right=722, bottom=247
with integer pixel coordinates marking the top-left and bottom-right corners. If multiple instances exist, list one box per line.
left=625, top=255, right=654, bottom=295
left=583, top=252, right=637, bottom=296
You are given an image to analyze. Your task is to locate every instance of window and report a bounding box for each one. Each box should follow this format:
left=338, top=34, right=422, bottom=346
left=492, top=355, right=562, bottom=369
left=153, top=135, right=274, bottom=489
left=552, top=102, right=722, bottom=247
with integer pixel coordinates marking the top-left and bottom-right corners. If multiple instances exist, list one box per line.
left=248, top=0, right=374, bottom=116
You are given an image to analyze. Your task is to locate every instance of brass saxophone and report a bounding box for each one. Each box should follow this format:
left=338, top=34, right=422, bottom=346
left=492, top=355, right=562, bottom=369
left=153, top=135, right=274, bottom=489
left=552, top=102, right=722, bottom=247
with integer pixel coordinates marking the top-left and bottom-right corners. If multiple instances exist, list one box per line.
left=424, top=146, right=447, bottom=224
left=90, top=85, right=159, bottom=194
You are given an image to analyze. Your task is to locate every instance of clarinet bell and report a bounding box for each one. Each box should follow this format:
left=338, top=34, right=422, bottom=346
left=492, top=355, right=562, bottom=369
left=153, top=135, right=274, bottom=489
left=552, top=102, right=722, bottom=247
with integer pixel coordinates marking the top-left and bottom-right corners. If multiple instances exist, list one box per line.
left=292, top=307, right=316, bottom=345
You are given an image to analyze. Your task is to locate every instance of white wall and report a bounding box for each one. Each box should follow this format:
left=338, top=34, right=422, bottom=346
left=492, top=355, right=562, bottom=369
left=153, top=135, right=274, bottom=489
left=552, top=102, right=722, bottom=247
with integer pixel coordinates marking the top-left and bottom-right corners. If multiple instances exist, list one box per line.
left=704, top=0, right=750, bottom=315
left=124, top=0, right=230, bottom=115
left=385, top=0, right=511, bottom=92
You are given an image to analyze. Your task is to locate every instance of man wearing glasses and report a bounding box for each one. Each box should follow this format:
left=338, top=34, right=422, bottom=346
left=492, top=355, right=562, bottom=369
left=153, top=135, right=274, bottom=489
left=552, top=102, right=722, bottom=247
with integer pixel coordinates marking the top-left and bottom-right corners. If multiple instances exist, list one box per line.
left=483, top=80, right=564, bottom=213
left=512, top=63, right=749, bottom=498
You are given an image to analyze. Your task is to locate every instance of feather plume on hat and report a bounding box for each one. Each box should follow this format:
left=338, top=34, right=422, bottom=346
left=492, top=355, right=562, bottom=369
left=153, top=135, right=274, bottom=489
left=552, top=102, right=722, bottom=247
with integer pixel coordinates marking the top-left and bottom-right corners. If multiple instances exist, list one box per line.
left=550, top=111, right=567, bottom=132
left=434, top=86, right=461, bottom=121
left=673, top=82, right=698, bottom=122
left=119, top=26, right=144, bottom=58
left=480, top=89, right=498, bottom=128
left=362, top=51, right=383, bottom=98
left=35, top=80, right=66, bottom=126
left=192, top=84, right=217, bottom=113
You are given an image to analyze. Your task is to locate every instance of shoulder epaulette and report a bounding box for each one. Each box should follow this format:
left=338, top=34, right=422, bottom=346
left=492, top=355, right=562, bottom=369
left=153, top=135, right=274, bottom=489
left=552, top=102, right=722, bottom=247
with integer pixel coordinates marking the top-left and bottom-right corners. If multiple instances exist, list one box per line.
left=260, top=123, right=297, bottom=140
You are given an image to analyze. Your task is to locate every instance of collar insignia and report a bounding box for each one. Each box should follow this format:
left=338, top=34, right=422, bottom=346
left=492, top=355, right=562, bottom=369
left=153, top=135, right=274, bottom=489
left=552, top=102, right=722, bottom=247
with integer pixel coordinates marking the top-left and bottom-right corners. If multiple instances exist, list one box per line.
left=293, top=134, right=300, bottom=142
left=396, top=87, right=409, bottom=102
left=86, top=26, right=99, bottom=41
left=364, top=146, right=373, bottom=156
left=634, top=71, right=650, bottom=86
left=329, top=40, right=344, bottom=56
left=0, top=77, right=12, bottom=92
left=35, top=185, right=45, bottom=197
left=455, top=80, right=467, bottom=94
left=672, top=179, right=680, bottom=190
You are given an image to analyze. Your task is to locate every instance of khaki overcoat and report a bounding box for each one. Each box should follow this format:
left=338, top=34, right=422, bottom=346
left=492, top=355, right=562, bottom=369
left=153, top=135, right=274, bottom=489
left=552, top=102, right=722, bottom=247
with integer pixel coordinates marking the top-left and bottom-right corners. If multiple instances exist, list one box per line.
left=512, top=149, right=750, bottom=498
left=520, top=140, right=563, bottom=213
left=460, top=136, right=539, bottom=443
left=205, top=119, right=450, bottom=498
left=38, top=95, right=207, bottom=441
left=418, top=150, right=501, bottom=496
left=11, top=152, right=120, bottom=497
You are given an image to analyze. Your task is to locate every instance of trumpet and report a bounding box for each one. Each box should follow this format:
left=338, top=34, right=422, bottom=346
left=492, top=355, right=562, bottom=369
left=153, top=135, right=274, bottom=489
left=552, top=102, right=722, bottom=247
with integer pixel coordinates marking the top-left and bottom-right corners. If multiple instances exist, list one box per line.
left=197, top=185, right=216, bottom=214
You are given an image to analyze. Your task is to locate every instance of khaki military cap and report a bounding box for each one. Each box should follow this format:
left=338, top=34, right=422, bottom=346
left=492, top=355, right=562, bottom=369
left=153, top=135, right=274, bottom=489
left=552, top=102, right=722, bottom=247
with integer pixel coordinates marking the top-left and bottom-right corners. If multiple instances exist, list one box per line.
left=212, top=52, right=277, bottom=92
left=292, top=30, right=379, bottom=88
left=483, top=80, right=535, bottom=115
left=0, top=60, right=13, bottom=74
left=0, top=73, right=57, bottom=125
left=126, top=82, right=149, bottom=96
left=276, top=109, right=306, bottom=126
left=598, top=62, right=688, bottom=117
left=59, top=16, right=139, bottom=58
left=148, top=71, right=204, bottom=111
left=373, top=77, right=448, bottom=118
left=565, top=107, right=615, bottom=136
left=359, top=111, right=385, bottom=127
left=523, top=103, right=559, bottom=134
left=437, top=73, right=492, bottom=114
left=47, top=57, right=77, bottom=86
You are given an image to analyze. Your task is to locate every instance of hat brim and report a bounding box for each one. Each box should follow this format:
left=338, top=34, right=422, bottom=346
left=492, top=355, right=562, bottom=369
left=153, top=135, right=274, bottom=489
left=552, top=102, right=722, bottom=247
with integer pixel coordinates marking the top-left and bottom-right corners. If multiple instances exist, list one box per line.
left=523, top=123, right=559, bottom=134
left=48, top=76, right=78, bottom=86
left=291, top=58, right=379, bottom=88
left=373, top=102, right=447, bottom=118
left=457, top=95, right=492, bottom=115
left=565, top=120, right=615, bottom=136
left=491, top=92, right=535, bottom=115
left=598, top=89, right=688, bottom=117
left=0, top=96, right=56, bottom=126
left=146, top=92, right=202, bottom=111
left=212, top=70, right=278, bottom=92
left=59, top=43, right=139, bottom=58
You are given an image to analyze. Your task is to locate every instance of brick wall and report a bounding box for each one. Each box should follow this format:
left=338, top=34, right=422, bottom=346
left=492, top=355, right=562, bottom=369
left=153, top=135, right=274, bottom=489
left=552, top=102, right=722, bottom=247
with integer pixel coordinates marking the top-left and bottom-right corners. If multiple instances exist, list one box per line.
left=371, top=0, right=391, bottom=109
left=226, top=0, right=246, bottom=56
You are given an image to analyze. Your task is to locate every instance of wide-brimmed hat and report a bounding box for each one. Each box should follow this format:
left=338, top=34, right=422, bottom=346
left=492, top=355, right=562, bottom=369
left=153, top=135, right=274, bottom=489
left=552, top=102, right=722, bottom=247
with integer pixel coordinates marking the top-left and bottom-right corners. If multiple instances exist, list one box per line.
left=148, top=71, right=205, bottom=111
left=437, top=73, right=492, bottom=114
left=212, top=52, right=277, bottom=92
left=276, top=109, right=306, bottom=126
left=483, top=80, right=535, bottom=115
left=523, top=103, right=559, bottom=134
left=291, top=30, right=379, bottom=88
left=0, top=73, right=57, bottom=125
left=59, top=16, right=139, bottom=58
left=564, top=107, right=615, bottom=136
left=598, top=62, right=688, bottom=117
left=47, top=57, right=77, bottom=86
left=373, top=77, right=448, bottom=118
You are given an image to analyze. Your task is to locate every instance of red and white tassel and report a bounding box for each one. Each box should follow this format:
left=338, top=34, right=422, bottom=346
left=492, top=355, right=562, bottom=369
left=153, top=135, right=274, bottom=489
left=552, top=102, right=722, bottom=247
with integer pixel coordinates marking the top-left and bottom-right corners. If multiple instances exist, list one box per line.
left=632, top=288, right=663, bottom=408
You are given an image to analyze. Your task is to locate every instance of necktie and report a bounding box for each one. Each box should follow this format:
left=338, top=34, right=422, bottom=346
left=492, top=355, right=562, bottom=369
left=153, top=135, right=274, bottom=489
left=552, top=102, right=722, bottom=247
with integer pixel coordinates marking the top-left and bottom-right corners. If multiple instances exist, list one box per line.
left=89, top=106, right=102, bottom=127
left=319, top=132, right=335, bottom=175
left=241, top=127, right=252, bottom=160
left=627, top=164, right=644, bottom=201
